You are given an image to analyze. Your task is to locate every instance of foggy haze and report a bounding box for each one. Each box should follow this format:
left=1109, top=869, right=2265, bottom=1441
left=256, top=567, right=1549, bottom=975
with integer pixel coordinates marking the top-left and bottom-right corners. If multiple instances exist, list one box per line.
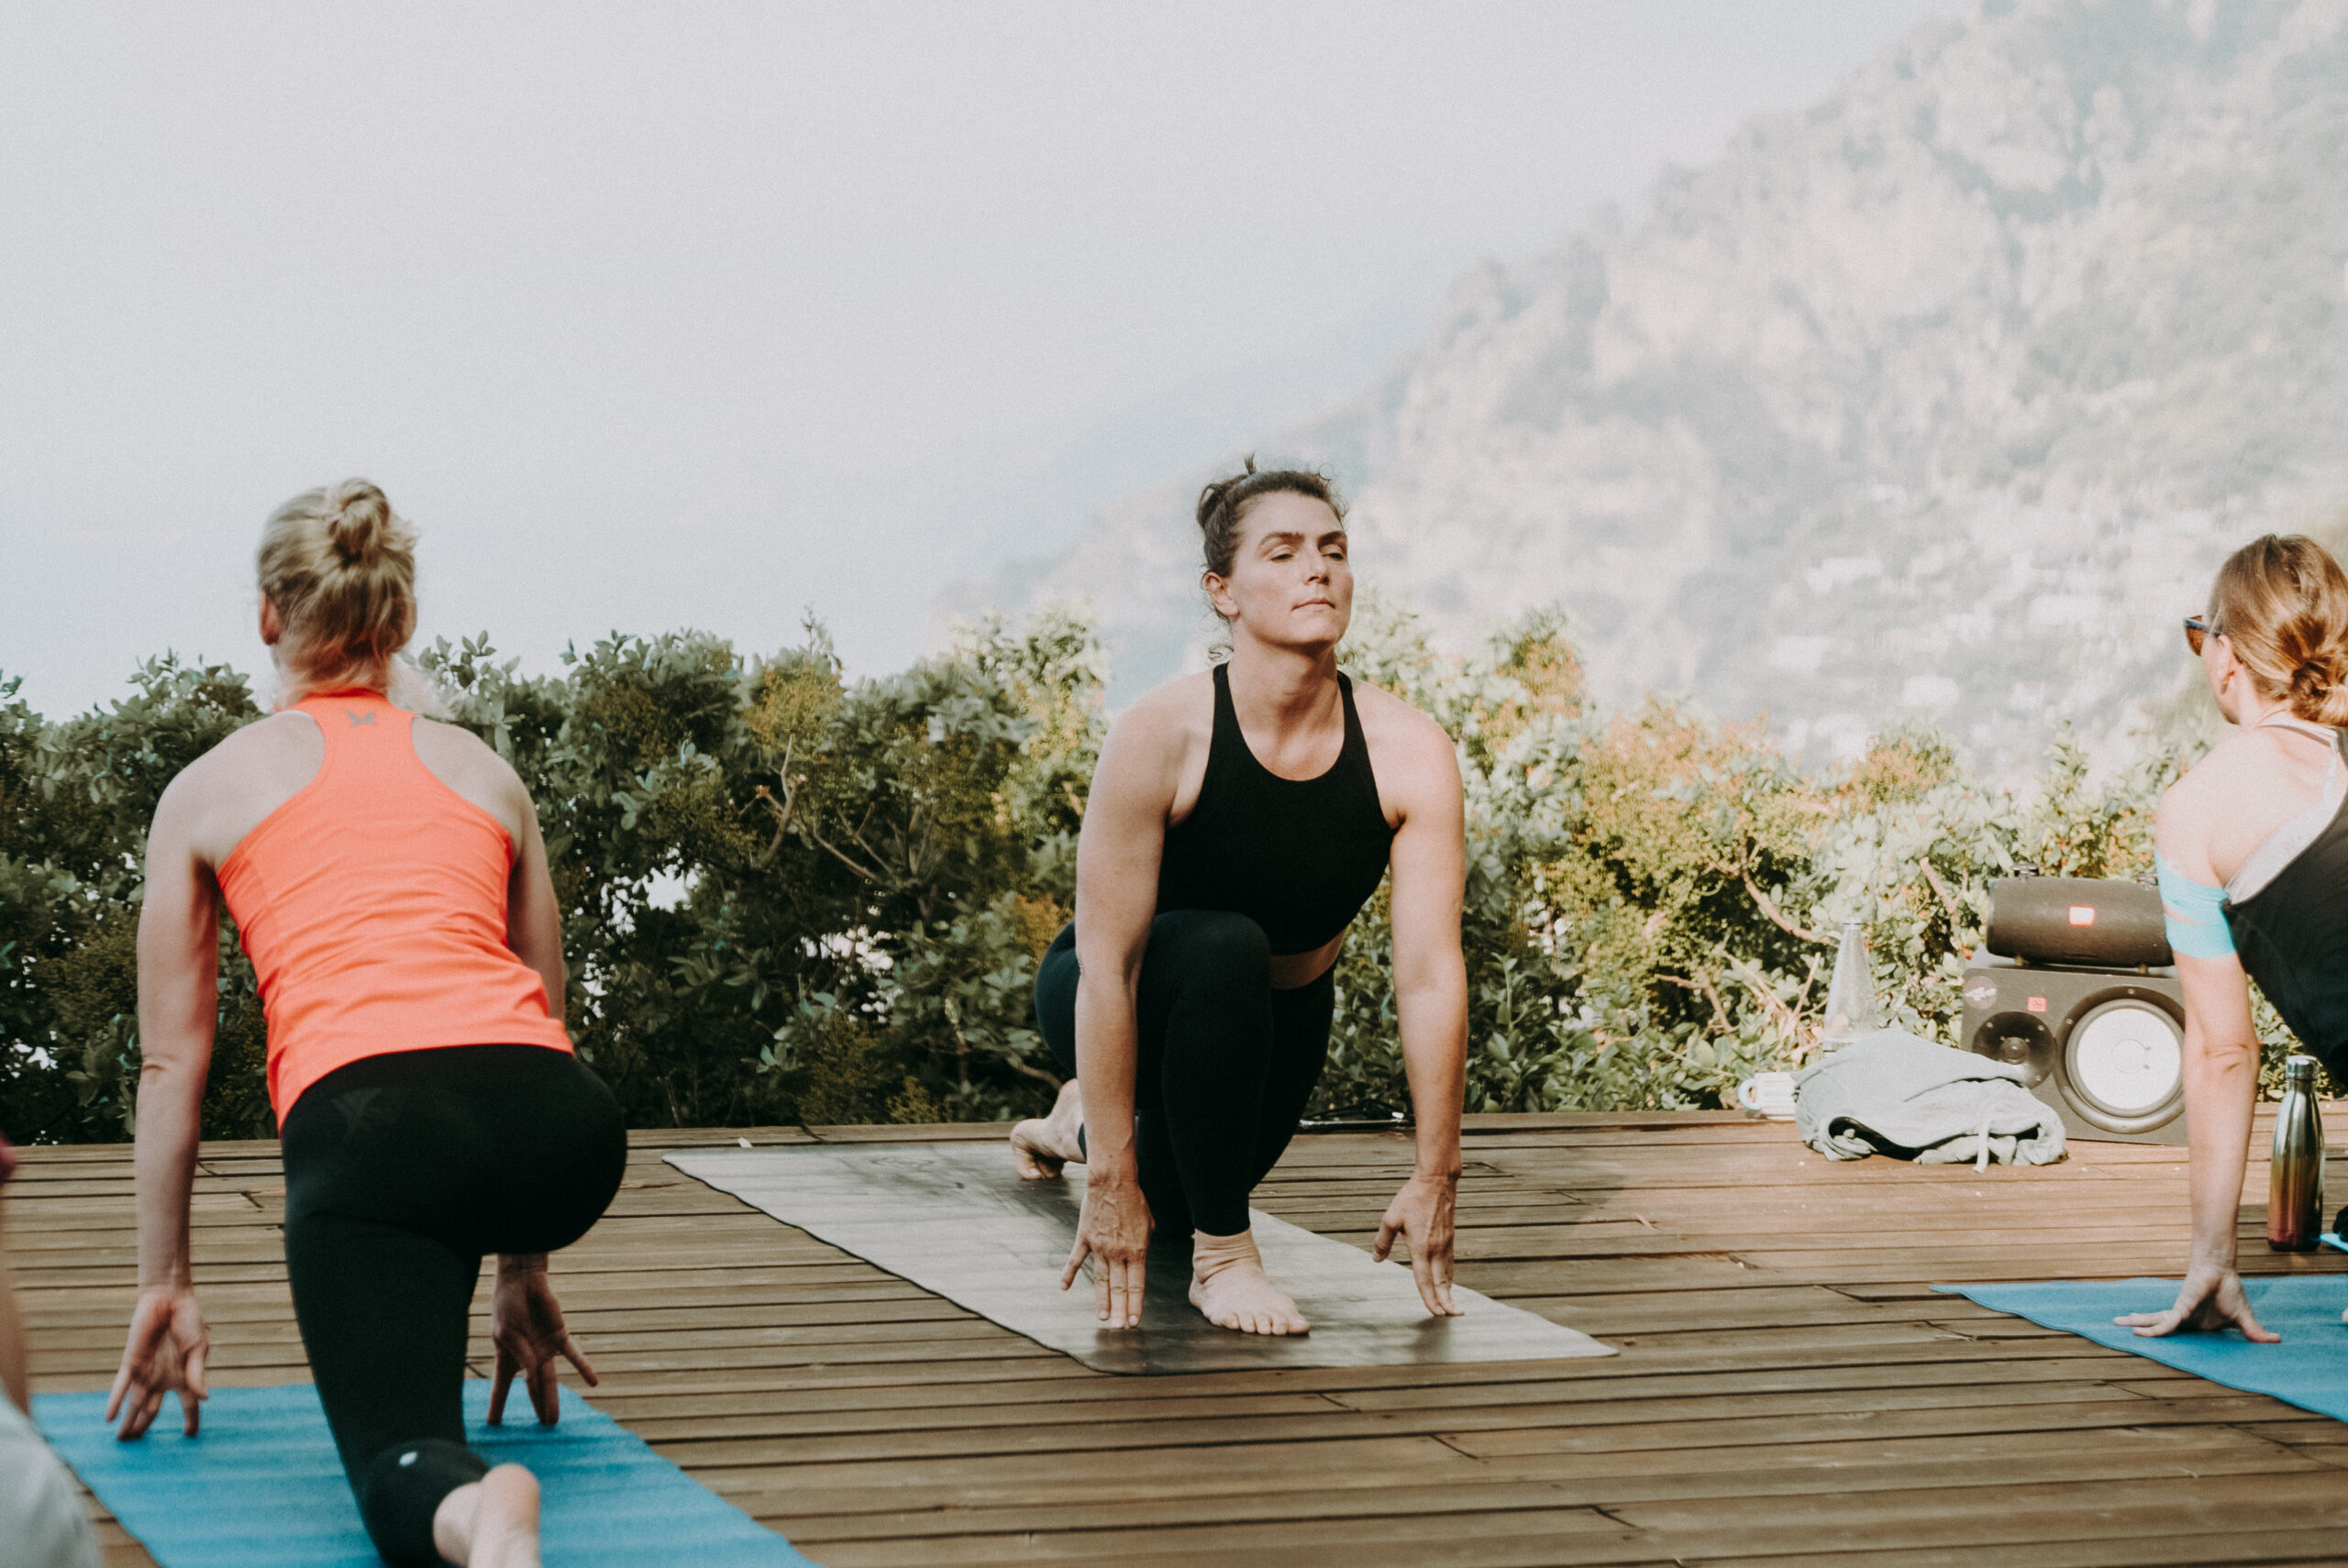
left=0, top=1, right=1957, bottom=716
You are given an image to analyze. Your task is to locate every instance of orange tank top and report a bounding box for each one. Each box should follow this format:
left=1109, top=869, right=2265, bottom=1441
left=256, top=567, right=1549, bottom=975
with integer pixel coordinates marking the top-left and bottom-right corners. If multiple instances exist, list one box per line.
left=216, top=690, right=571, bottom=1124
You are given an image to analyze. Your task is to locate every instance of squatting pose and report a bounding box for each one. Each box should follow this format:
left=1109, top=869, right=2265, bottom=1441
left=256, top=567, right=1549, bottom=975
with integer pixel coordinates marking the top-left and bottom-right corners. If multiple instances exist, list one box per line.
left=108, top=482, right=624, bottom=1566
left=1011, top=460, right=1469, bottom=1335
left=2126, top=535, right=2348, bottom=1341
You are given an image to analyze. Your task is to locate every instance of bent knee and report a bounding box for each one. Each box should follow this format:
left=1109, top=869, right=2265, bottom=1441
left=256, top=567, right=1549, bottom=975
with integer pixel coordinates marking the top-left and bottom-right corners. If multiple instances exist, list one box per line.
left=1153, top=910, right=1271, bottom=975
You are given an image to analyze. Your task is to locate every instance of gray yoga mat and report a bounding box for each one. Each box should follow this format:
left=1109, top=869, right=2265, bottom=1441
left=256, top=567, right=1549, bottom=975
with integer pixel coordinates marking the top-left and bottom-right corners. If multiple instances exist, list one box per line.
left=666, top=1141, right=1614, bottom=1375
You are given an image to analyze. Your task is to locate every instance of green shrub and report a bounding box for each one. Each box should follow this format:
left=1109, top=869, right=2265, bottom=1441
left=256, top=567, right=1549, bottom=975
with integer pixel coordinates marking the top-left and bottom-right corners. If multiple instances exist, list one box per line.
left=2, top=600, right=2312, bottom=1142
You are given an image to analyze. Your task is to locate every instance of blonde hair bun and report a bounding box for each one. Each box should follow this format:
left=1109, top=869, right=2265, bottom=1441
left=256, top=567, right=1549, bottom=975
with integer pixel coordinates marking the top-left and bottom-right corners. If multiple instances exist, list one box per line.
left=2210, top=534, right=2348, bottom=727
left=259, top=479, right=419, bottom=701
left=323, top=480, right=394, bottom=567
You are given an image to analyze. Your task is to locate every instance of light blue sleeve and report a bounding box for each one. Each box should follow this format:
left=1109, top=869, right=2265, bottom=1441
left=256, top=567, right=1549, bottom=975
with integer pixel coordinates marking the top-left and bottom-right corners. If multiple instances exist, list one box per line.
left=2155, top=851, right=2236, bottom=960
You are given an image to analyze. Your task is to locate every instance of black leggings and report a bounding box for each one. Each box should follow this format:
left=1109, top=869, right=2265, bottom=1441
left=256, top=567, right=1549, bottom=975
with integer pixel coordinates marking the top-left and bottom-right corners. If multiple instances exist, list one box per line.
left=280, top=1045, right=626, bottom=1565
left=1034, top=911, right=1333, bottom=1238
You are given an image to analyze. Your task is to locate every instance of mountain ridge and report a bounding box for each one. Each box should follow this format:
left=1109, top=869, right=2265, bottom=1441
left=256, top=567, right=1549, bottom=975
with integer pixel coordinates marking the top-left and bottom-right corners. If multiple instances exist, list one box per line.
left=971, top=0, right=2348, bottom=775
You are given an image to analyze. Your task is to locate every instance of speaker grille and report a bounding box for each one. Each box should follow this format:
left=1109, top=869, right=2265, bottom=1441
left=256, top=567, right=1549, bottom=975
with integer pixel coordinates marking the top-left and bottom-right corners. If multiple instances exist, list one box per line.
left=2065, top=999, right=2183, bottom=1121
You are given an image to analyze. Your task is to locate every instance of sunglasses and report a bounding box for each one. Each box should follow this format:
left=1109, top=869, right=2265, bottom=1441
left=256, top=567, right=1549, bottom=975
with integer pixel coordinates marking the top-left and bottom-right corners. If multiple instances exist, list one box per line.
left=2184, top=615, right=2221, bottom=656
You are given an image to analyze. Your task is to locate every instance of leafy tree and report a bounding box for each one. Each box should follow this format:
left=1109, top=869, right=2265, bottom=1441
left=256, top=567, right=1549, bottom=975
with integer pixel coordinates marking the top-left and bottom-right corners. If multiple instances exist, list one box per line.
left=5, top=599, right=2319, bottom=1143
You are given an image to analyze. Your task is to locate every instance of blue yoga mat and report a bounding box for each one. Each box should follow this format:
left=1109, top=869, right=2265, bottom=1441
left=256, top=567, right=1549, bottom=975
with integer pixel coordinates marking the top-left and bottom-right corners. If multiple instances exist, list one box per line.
left=35, top=1382, right=813, bottom=1568
left=1938, top=1270, right=2348, bottom=1423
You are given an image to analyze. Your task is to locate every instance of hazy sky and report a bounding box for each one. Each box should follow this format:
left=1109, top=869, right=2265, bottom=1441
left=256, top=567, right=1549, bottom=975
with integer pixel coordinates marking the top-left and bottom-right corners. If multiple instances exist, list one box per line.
left=0, top=1, right=1959, bottom=717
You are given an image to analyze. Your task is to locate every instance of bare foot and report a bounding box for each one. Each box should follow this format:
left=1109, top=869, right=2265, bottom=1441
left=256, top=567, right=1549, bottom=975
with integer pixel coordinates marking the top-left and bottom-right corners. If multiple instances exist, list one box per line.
left=1010, top=1079, right=1084, bottom=1179
left=432, top=1463, right=541, bottom=1568
left=1188, top=1229, right=1309, bottom=1336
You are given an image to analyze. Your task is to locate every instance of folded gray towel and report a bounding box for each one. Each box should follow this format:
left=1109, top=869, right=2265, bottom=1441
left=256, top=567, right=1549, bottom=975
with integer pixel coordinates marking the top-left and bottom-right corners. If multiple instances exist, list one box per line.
left=1794, top=1029, right=2067, bottom=1165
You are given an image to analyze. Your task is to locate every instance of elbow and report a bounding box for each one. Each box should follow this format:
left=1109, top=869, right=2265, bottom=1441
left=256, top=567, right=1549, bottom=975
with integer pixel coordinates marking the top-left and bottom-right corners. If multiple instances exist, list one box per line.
left=137, top=1042, right=206, bottom=1089
left=1074, top=941, right=1145, bottom=996
left=2185, top=1030, right=2262, bottom=1084
left=1393, top=950, right=1468, bottom=1008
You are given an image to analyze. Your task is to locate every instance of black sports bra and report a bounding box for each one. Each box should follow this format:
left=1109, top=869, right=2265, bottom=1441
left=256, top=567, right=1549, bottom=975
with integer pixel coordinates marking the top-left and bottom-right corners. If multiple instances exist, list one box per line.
left=2227, top=726, right=2348, bottom=1077
left=1154, top=662, right=1397, bottom=955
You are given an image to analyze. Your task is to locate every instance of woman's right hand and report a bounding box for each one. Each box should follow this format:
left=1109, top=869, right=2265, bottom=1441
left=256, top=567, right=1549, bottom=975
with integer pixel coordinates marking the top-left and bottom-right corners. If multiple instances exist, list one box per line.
left=107, top=1284, right=210, bottom=1438
left=1062, top=1170, right=1153, bottom=1329
left=2114, top=1264, right=2279, bottom=1341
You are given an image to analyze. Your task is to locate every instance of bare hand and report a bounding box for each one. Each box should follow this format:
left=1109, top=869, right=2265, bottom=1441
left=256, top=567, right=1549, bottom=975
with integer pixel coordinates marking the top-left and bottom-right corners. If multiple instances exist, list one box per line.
left=2114, top=1264, right=2279, bottom=1342
left=1061, top=1172, right=1153, bottom=1329
left=108, top=1284, right=210, bottom=1439
left=489, top=1257, right=597, bottom=1425
left=1375, top=1171, right=1464, bottom=1318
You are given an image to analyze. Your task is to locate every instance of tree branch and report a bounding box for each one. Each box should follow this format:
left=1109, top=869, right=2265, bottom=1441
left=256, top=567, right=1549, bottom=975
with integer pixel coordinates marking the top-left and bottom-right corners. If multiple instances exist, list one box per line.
left=1003, top=1055, right=1064, bottom=1089
left=1743, top=869, right=1829, bottom=945
left=745, top=741, right=799, bottom=871
left=804, top=824, right=882, bottom=884
left=1919, top=856, right=1964, bottom=933
left=1662, top=969, right=1733, bottom=1033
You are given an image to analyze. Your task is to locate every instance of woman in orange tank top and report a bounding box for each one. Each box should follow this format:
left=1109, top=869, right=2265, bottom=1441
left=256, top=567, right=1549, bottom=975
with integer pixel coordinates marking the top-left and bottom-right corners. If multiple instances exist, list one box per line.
left=106, top=481, right=625, bottom=1568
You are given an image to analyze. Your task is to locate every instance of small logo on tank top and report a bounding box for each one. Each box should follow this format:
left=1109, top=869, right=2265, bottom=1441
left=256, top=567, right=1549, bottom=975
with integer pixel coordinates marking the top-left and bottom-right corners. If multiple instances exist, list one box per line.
left=345, top=709, right=375, bottom=726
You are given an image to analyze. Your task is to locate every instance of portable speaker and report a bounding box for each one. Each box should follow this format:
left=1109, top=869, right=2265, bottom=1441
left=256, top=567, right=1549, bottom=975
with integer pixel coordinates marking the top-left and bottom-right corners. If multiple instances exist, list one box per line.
left=1960, top=877, right=2187, bottom=1144
left=1983, top=876, right=2170, bottom=969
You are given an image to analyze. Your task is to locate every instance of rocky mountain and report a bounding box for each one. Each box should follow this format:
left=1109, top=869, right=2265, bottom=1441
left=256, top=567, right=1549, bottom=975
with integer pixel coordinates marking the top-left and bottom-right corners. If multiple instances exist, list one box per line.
left=975, top=0, right=2348, bottom=775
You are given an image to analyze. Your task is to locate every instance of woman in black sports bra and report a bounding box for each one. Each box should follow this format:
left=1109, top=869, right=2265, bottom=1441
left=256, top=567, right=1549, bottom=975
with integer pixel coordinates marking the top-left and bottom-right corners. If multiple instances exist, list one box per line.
left=1010, top=460, right=1469, bottom=1336
left=2121, top=535, right=2348, bottom=1342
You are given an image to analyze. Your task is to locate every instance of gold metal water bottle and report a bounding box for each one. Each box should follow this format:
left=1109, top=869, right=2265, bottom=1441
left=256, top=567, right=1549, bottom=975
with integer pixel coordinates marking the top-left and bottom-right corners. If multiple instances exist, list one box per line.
left=2267, top=1055, right=2324, bottom=1253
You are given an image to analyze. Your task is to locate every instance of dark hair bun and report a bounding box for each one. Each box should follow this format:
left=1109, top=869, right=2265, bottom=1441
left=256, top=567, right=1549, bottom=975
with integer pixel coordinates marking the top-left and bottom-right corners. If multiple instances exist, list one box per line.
left=1194, top=458, right=1258, bottom=536
left=325, top=480, right=393, bottom=566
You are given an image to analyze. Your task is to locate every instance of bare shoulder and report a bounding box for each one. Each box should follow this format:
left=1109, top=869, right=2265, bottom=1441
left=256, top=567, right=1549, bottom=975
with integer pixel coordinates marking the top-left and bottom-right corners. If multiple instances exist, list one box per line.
left=412, top=716, right=526, bottom=802
left=1105, top=670, right=1213, bottom=764
left=1350, top=679, right=1457, bottom=770
left=160, top=711, right=315, bottom=805
left=1349, top=679, right=1460, bottom=825
left=2164, top=729, right=2287, bottom=825
left=150, top=711, right=320, bottom=864
left=411, top=713, right=507, bottom=767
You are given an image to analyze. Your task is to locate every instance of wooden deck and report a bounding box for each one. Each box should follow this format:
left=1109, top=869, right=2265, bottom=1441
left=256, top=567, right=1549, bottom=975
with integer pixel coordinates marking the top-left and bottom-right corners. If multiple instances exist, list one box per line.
left=13, top=1111, right=2348, bottom=1566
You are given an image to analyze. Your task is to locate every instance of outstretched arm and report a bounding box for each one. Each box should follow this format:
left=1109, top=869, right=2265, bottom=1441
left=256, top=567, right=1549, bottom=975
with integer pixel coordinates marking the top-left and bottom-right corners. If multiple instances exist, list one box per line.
left=2117, top=779, right=2276, bottom=1341
left=493, top=762, right=590, bottom=1381
left=1060, top=702, right=1181, bottom=1329
left=112, top=778, right=218, bottom=1437
left=1373, top=716, right=1468, bottom=1317
left=2115, top=951, right=2273, bottom=1339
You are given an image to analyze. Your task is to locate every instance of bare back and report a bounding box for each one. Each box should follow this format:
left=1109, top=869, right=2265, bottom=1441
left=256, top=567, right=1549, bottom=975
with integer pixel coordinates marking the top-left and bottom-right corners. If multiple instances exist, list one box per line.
left=2158, top=721, right=2339, bottom=888
left=172, top=709, right=530, bottom=875
left=146, top=697, right=565, bottom=1032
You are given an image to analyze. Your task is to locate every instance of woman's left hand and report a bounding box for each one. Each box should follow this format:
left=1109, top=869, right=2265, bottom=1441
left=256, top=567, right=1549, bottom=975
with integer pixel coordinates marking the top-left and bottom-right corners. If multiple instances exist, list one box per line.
left=2113, top=1263, right=2279, bottom=1341
left=489, top=1255, right=598, bottom=1426
left=107, top=1284, right=210, bottom=1439
left=1375, top=1171, right=1464, bottom=1318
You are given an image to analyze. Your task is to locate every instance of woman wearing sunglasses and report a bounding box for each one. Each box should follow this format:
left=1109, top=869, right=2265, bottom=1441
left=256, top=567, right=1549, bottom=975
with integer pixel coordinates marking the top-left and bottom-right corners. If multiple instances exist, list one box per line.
left=2120, top=535, right=2348, bottom=1341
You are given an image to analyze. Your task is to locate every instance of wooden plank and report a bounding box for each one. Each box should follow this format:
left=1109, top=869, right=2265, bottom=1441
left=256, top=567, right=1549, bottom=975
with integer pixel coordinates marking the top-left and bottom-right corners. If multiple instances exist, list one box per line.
left=13, top=1110, right=2338, bottom=1568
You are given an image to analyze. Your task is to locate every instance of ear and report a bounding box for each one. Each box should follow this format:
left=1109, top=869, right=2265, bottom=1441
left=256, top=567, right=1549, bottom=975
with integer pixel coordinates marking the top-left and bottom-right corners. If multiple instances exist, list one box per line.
left=259, top=593, right=282, bottom=646
left=1202, top=570, right=1239, bottom=623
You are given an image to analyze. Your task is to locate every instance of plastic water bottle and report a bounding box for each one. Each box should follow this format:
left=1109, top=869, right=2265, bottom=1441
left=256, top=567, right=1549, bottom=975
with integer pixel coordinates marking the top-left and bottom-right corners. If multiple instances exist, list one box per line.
left=2267, top=1054, right=2324, bottom=1253
left=1819, top=919, right=1877, bottom=1053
